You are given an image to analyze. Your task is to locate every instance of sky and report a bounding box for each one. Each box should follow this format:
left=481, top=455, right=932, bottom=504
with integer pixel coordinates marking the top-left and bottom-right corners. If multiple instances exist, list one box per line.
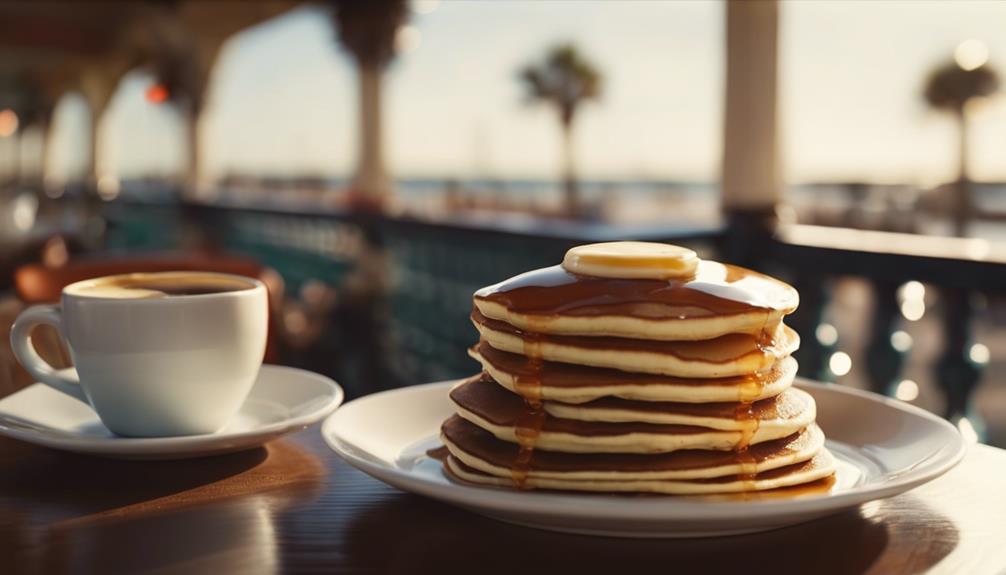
left=44, top=0, right=1006, bottom=186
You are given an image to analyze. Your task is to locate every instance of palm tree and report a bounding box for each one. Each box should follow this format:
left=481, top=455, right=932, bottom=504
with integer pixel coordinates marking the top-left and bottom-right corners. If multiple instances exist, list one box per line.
left=923, top=57, right=999, bottom=235
left=519, top=44, right=601, bottom=217
left=331, top=0, right=407, bottom=208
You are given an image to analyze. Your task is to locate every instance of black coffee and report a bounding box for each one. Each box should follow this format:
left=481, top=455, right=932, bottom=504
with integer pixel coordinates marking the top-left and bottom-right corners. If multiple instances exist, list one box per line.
left=118, top=281, right=250, bottom=296
left=72, top=272, right=255, bottom=299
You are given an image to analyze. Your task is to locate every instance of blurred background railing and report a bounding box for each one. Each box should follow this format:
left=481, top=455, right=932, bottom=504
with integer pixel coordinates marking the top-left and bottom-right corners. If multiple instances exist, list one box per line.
left=2, top=0, right=1005, bottom=446
left=99, top=195, right=721, bottom=397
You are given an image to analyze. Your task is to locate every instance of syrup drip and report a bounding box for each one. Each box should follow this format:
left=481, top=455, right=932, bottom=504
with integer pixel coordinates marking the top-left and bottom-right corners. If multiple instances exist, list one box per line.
left=510, top=321, right=547, bottom=490
left=512, top=402, right=545, bottom=489
left=733, top=395, right=761, bottom=498
left=733, top=319, right=775, bottom=497
left=712, top=475, right=836, bottom=501
left=426, top=445, right=450, bottom=461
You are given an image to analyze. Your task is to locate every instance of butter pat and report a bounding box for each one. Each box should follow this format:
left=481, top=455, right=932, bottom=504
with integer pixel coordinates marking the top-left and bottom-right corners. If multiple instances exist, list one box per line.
left=561, top=241, right=699, bottom=279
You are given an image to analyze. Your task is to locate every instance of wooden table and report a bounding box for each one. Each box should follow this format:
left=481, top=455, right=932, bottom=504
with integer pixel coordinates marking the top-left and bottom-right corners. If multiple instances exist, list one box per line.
left=2, top=428, right=1003, bottom=575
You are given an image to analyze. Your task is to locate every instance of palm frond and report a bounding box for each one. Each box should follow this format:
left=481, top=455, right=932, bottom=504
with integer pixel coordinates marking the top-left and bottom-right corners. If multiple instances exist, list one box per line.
left=924, top=61, right=1000, bottom=111
left=517, top=43, right=602, bottom=117
left=331, top=0, right=408, bottom=68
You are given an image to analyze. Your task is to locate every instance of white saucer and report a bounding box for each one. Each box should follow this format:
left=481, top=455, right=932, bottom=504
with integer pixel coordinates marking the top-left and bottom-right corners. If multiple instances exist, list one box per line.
left=322, top=379, right=966, bottom=538
left=0, top=364, right=343, bottom=460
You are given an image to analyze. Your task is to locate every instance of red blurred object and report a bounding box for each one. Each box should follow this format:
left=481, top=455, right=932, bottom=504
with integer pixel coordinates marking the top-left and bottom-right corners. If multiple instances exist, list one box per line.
left=145, top=83, right=169, bottom=103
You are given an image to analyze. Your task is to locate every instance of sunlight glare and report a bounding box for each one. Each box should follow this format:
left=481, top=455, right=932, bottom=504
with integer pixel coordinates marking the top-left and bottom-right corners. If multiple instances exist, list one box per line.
left=955, top=39, right=989, bottom=71
left=413, top=0, right=440, bottom=15
left=395, top=25, right=422, bottom=54
left=957, top=417, right=979, bottom=443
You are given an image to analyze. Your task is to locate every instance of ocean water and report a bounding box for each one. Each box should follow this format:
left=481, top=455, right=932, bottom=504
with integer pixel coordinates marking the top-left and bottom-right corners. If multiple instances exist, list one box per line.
left=115, top=176, right=1006, bottom=242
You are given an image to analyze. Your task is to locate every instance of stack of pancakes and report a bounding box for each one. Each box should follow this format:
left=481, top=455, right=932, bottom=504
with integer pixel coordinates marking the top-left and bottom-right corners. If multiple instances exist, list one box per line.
left=439, top=242, right=836, bottom=495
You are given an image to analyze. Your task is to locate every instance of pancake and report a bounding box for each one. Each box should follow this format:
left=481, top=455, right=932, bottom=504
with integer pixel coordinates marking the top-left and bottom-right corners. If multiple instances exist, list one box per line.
left=699, top=476, right=838, bottom=501
left=445, top=449, right=836, bottom=495
left=436, top=243, right=831, bottom=496
left=470, top=342, right=797, bottom=404
left=450, top=376, right=814, bottom=453
left=441, top=415, right=827, bottom=481
left=544, top=388, right=815, bottom=431
left=472, top=310, right=800, bottom=378
left=473, top=262, right=798, bottom=341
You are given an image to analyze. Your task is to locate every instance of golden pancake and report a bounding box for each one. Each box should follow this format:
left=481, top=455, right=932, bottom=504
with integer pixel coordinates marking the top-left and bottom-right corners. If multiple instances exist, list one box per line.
left=473, top=262, right=798, bottom=341
left=445, top=449, right=836, bottom=495
left=436, top=243, right=831, bottom=496
left=470, top=342, right=797, bottom=404
left=441, top=415, right=827, bottom=481
left=544, top=388, right=815, bottom=431
left=450, top=376, right=813, bottom=453
left=472, top=311, right=800, bottom=378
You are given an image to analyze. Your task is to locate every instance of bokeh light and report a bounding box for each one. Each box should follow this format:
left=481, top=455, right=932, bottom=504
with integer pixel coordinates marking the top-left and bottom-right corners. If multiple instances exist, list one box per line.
left=97, top=175, right=121, bottom=201
left=969, top=343, right=990, bottom=365
left=890, top=330, right=913, bottom=352
left=395, top=24, right=422, bottom=55
left=900, top=299, right=925, bottom=321
left=815, top=323, right=838, bottom=346
left=284, top=308, right=308, bottom=335
left=0, top=108, right=18, bottom=137
left=11, top=194, right=38, bottom=231
left=955, top=39, right=989, bottom=71
left=899, top=281, right=926, bottom=321
left=895, top=379, right=919, bottom=401
left=899, top=280, right=925, bottom=301
left=145, top=83, right=169, bottom=104
left=829, top=351, right=852, bottom=376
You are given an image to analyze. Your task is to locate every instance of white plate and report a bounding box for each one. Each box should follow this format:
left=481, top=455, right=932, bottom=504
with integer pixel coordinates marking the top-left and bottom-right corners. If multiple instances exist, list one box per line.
left=322, top=379, right=966, bottom=538
left=0, top=364, right=343, bottom=460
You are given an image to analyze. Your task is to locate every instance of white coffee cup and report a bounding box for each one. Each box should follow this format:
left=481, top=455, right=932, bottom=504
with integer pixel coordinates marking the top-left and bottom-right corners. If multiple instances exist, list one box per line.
left=10, top=271, right=268, bottom=437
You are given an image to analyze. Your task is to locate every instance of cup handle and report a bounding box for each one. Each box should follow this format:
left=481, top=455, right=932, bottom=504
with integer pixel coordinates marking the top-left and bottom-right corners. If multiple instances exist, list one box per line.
left=10, top=304, right=87, bottom=403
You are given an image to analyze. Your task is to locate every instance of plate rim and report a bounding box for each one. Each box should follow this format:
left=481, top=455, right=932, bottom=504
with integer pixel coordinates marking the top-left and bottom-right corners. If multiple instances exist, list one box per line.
left=322, top=378, right=967, bottom=521
left=0, top=364, right=344, bottom=455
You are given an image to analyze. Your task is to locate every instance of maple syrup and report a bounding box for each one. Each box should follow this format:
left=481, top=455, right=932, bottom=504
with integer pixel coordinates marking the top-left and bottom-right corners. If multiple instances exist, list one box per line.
left=475, top=263, right=797, bottom=319
left=509, top=319, right=548, bottom=489
left=732, top=318, right=775, bottom=496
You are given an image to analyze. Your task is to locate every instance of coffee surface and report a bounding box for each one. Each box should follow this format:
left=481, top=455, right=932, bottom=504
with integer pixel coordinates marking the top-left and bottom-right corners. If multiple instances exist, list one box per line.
left=67, top=272, right=255, bottom=299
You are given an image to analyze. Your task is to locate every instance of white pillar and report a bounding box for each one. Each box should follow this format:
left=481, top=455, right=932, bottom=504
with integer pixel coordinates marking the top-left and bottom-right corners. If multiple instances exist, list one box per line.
left=722, top=0, right=781, bottom=212
left=79, top=61, right=124, bottom=188
left=182, top=40, right=223, bottom=202
left=353, top=62, right=391, bottom=200
left=185, top=105, right=202, bottom=199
